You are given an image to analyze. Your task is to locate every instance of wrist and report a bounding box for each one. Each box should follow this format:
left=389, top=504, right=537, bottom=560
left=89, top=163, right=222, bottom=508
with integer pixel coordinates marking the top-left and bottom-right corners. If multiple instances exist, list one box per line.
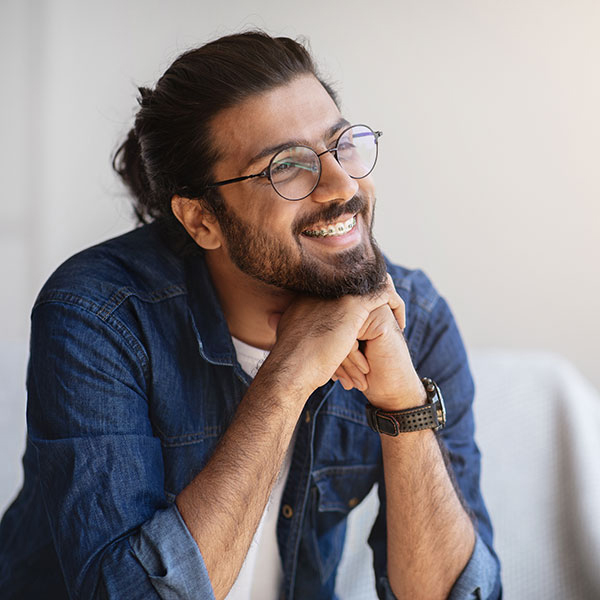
left=365, top=378, right=427, bottom=412
left=252, top=353, right=313, bottom=406
left=264, top=340, right=336, bottom=398
left=365, top=378, right=446, bottom=436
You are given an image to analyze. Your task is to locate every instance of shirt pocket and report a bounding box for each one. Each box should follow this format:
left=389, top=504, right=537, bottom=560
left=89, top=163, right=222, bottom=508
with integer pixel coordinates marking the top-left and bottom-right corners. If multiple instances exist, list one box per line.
left=310, top=465, right=379, bottom=583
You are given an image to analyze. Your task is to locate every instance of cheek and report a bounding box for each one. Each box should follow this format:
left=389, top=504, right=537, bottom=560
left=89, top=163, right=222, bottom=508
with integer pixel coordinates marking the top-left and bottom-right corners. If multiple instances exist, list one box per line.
left=247, top=196, right=301, bottom=235
left=358, top=176, right=376, bottom=198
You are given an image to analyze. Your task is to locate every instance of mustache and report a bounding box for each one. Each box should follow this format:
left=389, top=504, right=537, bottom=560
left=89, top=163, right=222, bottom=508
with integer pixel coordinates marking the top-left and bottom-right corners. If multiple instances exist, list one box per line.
left=293, top=194, right=368, bottom=234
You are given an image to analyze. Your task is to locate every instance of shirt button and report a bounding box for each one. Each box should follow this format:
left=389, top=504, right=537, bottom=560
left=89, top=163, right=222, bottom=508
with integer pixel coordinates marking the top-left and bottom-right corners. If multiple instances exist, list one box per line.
left=305, top=411, right=311, bottom=423
left=282, top=504, right=294, bottom=519
left=348, top=497, right=359, bottom=508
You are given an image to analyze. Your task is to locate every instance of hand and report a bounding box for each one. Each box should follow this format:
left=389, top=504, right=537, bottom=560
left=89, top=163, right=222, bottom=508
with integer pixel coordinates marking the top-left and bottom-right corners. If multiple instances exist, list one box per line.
left=333, top=276, right=425, bottom=411
left=264, top=284, right=400, bottom=399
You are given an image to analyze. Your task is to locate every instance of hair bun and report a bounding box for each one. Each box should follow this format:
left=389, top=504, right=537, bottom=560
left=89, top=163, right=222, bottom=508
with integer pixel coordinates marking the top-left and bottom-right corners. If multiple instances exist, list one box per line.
left=137, top=86, right=154, bottom=107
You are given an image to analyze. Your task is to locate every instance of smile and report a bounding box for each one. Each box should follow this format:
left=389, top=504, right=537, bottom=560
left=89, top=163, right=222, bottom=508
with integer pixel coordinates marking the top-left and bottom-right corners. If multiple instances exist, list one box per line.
left=302, top=216, right=357, bottom=238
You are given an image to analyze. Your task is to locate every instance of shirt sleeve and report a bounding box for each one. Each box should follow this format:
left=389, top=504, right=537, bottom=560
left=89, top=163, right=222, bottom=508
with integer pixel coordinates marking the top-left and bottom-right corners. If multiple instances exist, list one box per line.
left=376, top=533, right=499, bottom=600
left=368, top=271, right=502, bottom=599
left=27, top=298, right=215, bottom=599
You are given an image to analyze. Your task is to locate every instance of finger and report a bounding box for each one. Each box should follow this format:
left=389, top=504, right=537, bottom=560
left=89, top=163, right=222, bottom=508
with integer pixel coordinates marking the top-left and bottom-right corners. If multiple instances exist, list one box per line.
left=357, top=304, right=396, bottom=340
left=340, top=378, right=354, bottom=391
left=348, top=346, right=369, bottom=375
left=334, top=366, right=360, bottom=391
left=347, top=340, right=369, bottom=374
left=334, top=365, right=353, bottom=390
left=391, top=300, right=405, bottom=332
left=338, top=372, right=355, bottom=391
left=365, top=276, right=402, bottom=320
left=385, top=274, right=405, bottom=330
left=338, top=357, right=367, bottom=390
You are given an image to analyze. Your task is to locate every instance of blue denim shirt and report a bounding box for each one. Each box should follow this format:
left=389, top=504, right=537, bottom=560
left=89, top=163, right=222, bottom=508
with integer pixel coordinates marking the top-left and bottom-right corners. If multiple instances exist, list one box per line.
left=0, top=223, right=501, bottom=599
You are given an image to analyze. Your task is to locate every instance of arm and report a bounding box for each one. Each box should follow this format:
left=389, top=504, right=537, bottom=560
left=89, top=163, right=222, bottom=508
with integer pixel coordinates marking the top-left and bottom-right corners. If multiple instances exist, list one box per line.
left=379, top=424, right=475, bottom=599
left=30, top=299, right=308, bottom=600
left=174, top=358, right=306, bottom=599
left=29, top=288, right=398, bottom=599
left=365, top=288, right=474, bottom=599
left=28, top=300, right=216, bottom=599
left=28, top=300, right=206, bottom=599
left=335, top=276, right=500, bottom=599
left=175, top=289, right=405, bottom=598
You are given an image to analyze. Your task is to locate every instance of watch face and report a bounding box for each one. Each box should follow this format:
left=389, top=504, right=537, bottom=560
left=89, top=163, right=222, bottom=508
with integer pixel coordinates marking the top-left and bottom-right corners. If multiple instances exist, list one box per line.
left=423, top=377, right=446, bottom=431
left=434, top=385, right=446, bottom=430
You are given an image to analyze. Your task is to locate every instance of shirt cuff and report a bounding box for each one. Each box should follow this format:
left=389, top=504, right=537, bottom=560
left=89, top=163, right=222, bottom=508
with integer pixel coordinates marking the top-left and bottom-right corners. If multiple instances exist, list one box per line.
left=376, top=533, right=500, bottom=600
left=448, top=533, right=500, bottom=600
left=129, top=503, right=215, bottom=600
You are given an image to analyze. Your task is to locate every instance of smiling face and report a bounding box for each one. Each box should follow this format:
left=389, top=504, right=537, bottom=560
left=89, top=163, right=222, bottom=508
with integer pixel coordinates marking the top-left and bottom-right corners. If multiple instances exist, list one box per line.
left=200, top=74, right=387, bottom=298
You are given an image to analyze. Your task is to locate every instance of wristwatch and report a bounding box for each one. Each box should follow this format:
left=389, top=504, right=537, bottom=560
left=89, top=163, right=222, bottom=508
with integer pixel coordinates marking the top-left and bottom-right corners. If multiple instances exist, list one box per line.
left=365, top=377, right=446, bottom=436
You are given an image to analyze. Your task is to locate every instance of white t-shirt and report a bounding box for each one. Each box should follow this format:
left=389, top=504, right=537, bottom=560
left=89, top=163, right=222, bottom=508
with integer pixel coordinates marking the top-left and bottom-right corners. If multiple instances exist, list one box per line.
left=226, top=337, right=297, bottom=600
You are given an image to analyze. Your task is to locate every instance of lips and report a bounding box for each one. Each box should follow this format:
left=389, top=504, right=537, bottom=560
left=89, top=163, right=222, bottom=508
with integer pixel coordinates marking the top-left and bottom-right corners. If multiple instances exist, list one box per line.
left=302, top=215, right=357, bottom=238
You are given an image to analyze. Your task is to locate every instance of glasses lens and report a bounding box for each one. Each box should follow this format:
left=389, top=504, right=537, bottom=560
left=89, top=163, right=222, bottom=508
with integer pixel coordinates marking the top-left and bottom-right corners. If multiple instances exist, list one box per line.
left=336, top=125, right=379, bottom=179
left=269, top=146, right=320, bottom=200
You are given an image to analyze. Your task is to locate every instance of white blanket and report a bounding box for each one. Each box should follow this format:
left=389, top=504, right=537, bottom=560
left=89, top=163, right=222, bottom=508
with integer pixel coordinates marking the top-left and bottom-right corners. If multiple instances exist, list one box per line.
left=472, top=349, right=600, bottom=600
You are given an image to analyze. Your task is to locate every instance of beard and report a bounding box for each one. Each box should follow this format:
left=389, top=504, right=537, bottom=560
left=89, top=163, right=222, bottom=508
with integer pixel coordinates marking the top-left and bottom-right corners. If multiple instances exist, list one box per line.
left=212, top=193, right=388, bottom=298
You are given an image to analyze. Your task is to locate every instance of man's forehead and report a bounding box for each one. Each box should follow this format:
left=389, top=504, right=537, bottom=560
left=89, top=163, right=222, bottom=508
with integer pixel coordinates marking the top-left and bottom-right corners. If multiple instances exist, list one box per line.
left=210, top=75, right=344, bottom=171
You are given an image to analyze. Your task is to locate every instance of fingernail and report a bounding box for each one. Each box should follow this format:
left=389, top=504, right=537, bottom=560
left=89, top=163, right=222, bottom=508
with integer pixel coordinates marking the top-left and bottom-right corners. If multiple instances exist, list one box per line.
left=340, top=377, right=352, bottom=390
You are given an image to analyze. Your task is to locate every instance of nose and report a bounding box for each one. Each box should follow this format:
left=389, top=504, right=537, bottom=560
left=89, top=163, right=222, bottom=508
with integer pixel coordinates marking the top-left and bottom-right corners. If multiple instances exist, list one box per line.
left=309, top=150, right=359, bottom=204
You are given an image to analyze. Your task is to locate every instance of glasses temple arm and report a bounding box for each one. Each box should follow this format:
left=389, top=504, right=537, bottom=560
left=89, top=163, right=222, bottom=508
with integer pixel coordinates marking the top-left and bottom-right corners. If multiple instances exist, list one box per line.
left=205, top=172, right=265, bottom=189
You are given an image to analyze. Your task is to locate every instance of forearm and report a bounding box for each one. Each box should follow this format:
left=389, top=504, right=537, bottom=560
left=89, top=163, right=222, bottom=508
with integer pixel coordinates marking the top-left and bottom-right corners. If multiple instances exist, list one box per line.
left=175, top=361, right=306, bottom=600
left=381, top=429, right=475, bottom=600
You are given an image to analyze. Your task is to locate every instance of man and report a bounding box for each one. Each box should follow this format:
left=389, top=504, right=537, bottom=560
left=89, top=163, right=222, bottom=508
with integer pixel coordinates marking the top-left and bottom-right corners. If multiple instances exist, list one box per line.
left=0, top=31, right=501, bottom=599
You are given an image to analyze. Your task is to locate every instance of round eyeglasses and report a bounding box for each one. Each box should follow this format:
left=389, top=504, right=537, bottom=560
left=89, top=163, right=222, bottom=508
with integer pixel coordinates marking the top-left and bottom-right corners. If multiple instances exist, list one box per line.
left=205, top=124, right=382, bottom=201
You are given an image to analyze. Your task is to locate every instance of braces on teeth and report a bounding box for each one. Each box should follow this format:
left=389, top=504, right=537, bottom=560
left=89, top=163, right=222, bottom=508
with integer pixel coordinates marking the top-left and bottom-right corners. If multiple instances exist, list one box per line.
left=304, top=216, right=356, bottom=238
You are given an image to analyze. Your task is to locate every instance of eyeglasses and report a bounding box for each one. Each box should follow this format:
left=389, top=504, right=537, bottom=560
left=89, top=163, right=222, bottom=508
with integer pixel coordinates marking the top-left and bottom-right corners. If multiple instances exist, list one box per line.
left=205, top=124, right=382, bottom=201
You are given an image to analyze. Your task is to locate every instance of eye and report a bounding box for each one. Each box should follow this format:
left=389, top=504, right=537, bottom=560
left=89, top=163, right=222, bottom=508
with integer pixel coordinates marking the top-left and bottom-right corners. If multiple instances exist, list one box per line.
left=271, top=160, right=295, bottom=176
left=270, top=147, right=319, bottom=184
left=336, top=140, right=358, bottom=162
left=337, top=140, right=356, bottom=152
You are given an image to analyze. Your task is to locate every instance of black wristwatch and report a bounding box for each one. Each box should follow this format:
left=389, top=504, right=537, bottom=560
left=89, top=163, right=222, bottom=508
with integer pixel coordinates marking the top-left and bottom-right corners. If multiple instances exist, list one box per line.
left=365, top=377, right=446, bottom=436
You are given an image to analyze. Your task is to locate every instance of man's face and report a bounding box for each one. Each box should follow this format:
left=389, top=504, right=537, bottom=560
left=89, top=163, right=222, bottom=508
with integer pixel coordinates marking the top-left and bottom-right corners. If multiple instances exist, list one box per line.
left=206, top=75, right=387, bottom=298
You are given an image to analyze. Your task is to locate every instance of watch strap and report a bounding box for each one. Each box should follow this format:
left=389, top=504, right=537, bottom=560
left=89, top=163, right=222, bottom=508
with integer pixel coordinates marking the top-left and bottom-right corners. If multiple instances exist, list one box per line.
left=366, top=403, right=439, bottom=435
left=365, top=378, right=446, bottom=436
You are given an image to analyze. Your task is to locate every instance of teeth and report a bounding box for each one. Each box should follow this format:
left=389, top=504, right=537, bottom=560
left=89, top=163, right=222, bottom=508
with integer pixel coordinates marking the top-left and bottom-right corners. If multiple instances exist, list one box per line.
left=304, top=216, right=356, bottom=238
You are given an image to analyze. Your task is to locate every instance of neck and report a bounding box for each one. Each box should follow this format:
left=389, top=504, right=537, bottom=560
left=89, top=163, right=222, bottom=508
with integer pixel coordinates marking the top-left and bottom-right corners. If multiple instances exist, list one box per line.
left=204, top=249, right=295, bottom=350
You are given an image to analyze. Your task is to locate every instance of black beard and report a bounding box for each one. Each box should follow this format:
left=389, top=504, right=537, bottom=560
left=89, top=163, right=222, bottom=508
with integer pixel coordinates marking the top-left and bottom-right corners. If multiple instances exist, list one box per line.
left=213, top=193, right=388, bottom=299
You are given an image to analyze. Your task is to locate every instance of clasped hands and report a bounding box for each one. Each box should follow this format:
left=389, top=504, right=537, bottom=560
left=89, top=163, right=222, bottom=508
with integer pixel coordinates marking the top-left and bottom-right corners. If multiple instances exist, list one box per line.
left=269, top=275, right=425, bottom=412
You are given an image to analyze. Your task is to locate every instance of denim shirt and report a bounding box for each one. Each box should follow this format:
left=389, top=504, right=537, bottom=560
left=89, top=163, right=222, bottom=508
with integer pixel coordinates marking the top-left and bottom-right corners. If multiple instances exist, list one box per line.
left=0, top=223, right=501, bottom=599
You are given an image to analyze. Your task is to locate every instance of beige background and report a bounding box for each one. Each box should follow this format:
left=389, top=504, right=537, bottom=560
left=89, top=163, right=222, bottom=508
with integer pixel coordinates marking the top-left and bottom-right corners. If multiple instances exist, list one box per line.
left=2, top=0, right=599, bottom=389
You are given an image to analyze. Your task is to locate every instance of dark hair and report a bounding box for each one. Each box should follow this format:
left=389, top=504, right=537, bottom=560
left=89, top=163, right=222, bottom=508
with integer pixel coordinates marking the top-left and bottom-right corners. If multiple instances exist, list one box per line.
left=113, top=31, right=339, bottom=226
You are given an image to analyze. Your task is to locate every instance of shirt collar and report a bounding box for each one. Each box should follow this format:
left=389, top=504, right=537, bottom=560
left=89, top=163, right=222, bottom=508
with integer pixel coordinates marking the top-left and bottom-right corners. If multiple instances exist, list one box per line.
left=183, top=251, right=238, bottom=367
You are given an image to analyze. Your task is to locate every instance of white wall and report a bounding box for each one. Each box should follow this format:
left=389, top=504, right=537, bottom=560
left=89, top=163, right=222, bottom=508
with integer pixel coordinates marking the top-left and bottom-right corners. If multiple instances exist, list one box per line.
left=2, top=0, right=599, bottom=389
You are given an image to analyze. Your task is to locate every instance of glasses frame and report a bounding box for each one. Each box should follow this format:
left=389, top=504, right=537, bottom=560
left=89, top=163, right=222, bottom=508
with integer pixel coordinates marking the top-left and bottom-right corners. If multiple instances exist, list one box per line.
left=204, top=123, right=383, bottom=201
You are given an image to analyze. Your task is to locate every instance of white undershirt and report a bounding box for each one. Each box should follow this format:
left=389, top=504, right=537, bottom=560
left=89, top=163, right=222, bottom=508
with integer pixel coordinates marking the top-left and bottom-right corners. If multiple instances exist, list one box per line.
left=226, top=337, right=296, bottom=600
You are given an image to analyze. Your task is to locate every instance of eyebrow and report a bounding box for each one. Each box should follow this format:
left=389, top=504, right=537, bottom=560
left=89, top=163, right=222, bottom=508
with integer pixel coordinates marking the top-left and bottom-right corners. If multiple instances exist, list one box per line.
left=243, top=117, right=351, bottom=172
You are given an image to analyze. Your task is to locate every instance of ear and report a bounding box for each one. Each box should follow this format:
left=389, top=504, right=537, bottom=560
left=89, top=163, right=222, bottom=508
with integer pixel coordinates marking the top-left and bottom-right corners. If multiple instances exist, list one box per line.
left=171, top=195, right=222, bottom=250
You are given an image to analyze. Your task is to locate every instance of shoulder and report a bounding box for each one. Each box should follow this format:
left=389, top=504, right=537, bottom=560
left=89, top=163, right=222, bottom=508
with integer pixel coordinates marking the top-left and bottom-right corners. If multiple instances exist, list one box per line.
left=34, top=223, right=189, bottom=316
